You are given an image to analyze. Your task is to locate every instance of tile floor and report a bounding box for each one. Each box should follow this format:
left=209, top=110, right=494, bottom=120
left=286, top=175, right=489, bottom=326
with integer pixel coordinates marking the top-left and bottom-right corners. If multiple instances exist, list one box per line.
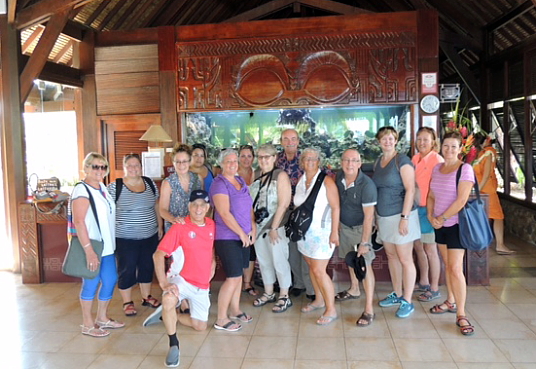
left=4, top=235, right=536, bottom=368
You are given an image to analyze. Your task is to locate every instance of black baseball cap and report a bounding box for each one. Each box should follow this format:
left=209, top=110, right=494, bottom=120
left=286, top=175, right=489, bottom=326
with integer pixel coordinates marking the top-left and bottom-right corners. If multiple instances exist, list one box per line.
left=344, top=250, right=367, bottom=281
left=189, top=189, right=210, bottom=203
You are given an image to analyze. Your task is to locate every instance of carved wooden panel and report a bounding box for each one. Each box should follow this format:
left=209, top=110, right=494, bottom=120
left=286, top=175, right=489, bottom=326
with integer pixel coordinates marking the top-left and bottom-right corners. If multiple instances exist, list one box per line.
left=19, top=203, right=41, bottom=284
left=177, top=30, right=417, bottom=111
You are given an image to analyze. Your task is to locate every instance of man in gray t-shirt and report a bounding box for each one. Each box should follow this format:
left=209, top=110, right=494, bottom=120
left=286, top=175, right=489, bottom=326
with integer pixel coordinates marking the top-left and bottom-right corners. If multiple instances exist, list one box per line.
left=335, top=149, right=378, bottom=326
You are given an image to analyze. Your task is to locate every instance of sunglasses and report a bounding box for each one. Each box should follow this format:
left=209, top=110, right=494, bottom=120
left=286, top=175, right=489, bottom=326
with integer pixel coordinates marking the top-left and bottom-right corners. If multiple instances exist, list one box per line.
left=91, top=165, right=108, bottom=171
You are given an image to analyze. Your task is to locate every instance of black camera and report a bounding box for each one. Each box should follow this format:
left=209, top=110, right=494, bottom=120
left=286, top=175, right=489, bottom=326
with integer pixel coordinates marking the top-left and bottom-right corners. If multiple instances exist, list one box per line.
left=254, top=207, right=270, bottom=224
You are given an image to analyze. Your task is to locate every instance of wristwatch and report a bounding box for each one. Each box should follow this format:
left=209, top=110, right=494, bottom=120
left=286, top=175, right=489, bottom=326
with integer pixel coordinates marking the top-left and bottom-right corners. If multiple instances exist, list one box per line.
left=442, top=215, right=448, bottom=221
left=401, top=214, right=410, bottom=220
left=361, top=242, right=372, bottom=249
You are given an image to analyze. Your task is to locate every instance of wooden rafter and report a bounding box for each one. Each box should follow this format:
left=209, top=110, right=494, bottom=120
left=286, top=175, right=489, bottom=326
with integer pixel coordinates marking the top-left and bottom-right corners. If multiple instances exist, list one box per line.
left=20, top=7, right=73, bottom=101
left=424, top=0, right=482, bottom=41
left=96, top=0, right=126, bottom=31
left=111, top=0, right=141, bottom=30
left=176, top=0, right=203, bottom=25
left=487, top=0, right=534, bottom=32
left=440, top=28, right=482, bottom=53
left=224, top=0, right=371, bottom=23
left=440, top=42, right=481, bottom=104
left=84, top=0, right=111, bottom=27
left=15, top=0, right=96, bottom=30
left=53, top=39, right=72, bottom=62
left=122, top=0, right=154, bottom=30
left=21, top=25, right=44, bottom=54
left=154, top=0, right=189, bottom=26
left=140, top=0, right=169, bottom=28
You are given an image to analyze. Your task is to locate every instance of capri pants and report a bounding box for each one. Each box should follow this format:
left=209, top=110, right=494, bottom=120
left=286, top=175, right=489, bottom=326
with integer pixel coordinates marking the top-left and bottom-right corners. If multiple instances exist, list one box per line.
left=80, top=254, right=118, bottom=301
left=255, top=227, right=292, bottom=289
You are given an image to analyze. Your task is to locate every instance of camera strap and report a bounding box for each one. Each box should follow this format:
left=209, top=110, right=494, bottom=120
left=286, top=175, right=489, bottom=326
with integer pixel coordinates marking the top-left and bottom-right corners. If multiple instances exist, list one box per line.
left=253, top=169, right=274, bottom=210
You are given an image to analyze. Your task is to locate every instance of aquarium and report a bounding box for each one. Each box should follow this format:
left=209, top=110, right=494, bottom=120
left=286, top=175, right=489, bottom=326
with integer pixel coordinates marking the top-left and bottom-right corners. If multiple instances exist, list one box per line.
left=185, top=106, right=412, bottom=169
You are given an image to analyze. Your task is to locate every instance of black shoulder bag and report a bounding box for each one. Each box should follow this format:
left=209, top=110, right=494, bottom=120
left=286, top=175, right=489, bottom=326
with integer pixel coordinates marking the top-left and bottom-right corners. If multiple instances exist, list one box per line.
left=285, top=171, right=327, bottom=242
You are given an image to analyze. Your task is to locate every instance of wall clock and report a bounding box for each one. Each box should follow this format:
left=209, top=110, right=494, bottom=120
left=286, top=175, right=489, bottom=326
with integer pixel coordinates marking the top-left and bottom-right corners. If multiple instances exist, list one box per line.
left=420, top=95, right=440, bottom=114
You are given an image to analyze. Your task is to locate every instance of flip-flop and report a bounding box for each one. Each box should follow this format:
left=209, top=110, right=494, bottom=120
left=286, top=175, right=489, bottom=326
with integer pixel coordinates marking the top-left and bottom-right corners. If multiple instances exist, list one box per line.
left=497, top=249, right=516, bottom=255
left=214, top=321, right=242, bottom=332
left=316, top=315, right=338, bottom=325
left=335, top=290, right=360, bottom=301
left=229, top=312, right=253, bottom=323
left=301, top=303, right=325, bottom=313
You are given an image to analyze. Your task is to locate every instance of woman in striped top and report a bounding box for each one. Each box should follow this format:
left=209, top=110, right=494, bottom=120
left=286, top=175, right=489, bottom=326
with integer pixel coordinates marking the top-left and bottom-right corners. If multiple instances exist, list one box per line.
left=108, top=154, right=163, bottom=317
left=427, top=131, right=475, bottom=336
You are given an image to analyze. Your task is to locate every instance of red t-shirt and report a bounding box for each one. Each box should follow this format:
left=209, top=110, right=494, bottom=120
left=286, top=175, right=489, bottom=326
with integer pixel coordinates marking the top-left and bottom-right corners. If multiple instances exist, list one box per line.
left=157, top=216, right=215, bottom=289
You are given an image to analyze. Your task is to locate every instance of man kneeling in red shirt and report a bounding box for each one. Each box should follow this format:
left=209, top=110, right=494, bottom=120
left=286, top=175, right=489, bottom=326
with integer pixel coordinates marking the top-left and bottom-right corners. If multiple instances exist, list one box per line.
left=148, top=190, right=215, bottom=367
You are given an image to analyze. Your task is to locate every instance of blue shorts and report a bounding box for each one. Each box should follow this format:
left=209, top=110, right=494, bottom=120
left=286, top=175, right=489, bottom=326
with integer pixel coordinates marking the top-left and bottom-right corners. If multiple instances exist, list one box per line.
left=418, top=206, right=434, bottom=234
left=215, top=240, right=250, bottom=278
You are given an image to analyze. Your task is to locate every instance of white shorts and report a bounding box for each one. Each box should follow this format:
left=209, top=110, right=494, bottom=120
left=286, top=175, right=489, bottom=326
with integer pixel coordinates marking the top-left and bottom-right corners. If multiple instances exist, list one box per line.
left=377, top=209, right=421, bottom=245
left=168, top=275, right=210, bottom=322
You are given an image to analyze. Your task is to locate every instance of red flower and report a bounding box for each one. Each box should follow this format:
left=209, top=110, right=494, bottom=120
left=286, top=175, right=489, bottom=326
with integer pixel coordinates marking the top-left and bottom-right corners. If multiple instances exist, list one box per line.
left=460, top=127, right=468, bottom=138
left=465, top=146, right=477, bottom=163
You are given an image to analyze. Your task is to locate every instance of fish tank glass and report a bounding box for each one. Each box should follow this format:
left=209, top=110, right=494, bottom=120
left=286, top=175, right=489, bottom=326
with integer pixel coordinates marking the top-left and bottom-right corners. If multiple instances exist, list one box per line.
left=185, top=105, right=412, bottom=170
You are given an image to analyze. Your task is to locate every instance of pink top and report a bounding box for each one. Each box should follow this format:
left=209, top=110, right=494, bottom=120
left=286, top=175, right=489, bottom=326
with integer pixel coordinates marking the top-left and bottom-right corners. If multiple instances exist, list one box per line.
left=412, top=151, right=444, bottom=206
left=429, top=163, right=474, bottom=227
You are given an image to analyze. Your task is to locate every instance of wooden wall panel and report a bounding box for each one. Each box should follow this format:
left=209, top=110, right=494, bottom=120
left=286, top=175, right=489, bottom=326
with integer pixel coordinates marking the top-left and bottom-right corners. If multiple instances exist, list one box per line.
left=95, top=44, right=159, bottom=115
left=175, top=12, right=425, bottom=111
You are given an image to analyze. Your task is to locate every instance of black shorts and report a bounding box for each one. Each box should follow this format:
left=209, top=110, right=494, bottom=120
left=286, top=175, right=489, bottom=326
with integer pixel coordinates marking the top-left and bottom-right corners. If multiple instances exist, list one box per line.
left=434, top=224, right=464, bottom=249
left=115, top=233, right=159, bottom=289
left=215, top=239, right=251, bottom=278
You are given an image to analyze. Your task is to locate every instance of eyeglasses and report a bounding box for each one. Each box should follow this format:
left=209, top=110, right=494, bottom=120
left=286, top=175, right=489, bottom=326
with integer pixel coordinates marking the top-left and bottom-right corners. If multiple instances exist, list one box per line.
left=258, top=155, right=274, bottom=160
left=303, top=157, right=319, bottom=162
left=173, top=160, right=190, bottom=165
left=91, top=165, right=108, bottom=171
left=341, top=159, right=361, bottom=163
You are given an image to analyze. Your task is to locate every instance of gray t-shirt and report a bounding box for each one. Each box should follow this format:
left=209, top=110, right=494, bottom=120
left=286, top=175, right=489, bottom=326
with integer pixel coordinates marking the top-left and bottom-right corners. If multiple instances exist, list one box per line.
left=372, top=153, right=414, bottom=217
left=336, top=170, right=377, bottom=227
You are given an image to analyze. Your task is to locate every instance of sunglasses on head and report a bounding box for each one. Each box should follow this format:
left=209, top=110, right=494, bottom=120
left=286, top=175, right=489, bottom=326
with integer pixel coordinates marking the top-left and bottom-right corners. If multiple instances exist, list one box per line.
left=91, top=165, right=108, bottom=171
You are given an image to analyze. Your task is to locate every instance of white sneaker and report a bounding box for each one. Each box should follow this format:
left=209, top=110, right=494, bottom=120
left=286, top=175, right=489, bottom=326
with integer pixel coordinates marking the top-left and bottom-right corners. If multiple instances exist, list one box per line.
left=143, top=305, right=163, bottom=326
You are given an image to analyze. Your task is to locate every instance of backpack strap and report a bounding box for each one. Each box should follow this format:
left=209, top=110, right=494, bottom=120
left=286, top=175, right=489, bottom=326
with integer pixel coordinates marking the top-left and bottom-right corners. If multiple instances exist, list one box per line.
left=142, top=176, right=157, bottom=196
left=115, top=178, right=123, bottom=203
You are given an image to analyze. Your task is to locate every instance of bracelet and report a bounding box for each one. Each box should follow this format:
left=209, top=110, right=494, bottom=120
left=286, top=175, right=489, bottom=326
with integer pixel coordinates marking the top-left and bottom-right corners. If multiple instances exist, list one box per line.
left=442, top=215, right=448, bottom=221
left=83, top=243, right=91, bottom=248
left=400, top=214, right=410, bottom=220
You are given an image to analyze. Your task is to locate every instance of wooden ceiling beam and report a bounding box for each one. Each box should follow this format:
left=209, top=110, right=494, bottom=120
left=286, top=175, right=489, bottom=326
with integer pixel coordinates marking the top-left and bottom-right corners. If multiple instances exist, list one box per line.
left=487, top=0, right=534, bottom=32
left=140, top=0, right=169, bottom=28
left=440, top=28, right=482, bottom=53
left=154, top=0, right=189, bottom=26
left=8, top=0, right=17, bottom=24
left=52, top=39, right=72, bottom=63
left=111, top=0, right=142, bottom=30
left=96, top=0, right=126, bottom=31
left=225, top=0, right=371, bottom=23
left=20, top=55, right=82, bottom=87
left=15, top=0, right=95, bottom=30
left=84, top=0, right=111, bottom=27
left=440, top=42, right=480, bottom=105
left=21, top=25, right=44, bottom=54
left=122, top=0, right=154, bottom=30
left=424, top=0, right=483, bottom=41
left=20, top=6, right=72, bottom=101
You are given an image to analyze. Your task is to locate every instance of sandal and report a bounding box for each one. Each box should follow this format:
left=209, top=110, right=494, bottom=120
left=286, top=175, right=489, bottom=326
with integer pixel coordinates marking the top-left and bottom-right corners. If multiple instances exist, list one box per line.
left=430, top=300, right=457, bottom=314
left=243, top=283, right=259, bottom=296
left=356, top=311, right=375, bottom=327
left=272, top=297, right=293, bottom=313
left=81, top=324, right=110, bottom=337
left=253, top=292, right=276, bottom=307
left=316, top=315, right=338, bottom=325
left=141, top=295, right=161, bottom=308
left=229, top=312, right=253, bottom=323
left=418, top=290, right=441, bottom=302
left=335, top=290, right=360, bottom=301
left=96, top=319, right=125, bottom=329
left=214, top=320, right=242, bottom=332
left=415, top=283, right=430, bottom=292
left=122, top=301, right=137, bottom=317
left=456, top=315, right=475, bottom=336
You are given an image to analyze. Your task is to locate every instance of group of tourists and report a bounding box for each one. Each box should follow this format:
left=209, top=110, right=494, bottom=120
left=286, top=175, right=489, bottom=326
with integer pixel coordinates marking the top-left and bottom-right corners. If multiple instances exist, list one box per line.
left=68, top=125, right=510, bottom=367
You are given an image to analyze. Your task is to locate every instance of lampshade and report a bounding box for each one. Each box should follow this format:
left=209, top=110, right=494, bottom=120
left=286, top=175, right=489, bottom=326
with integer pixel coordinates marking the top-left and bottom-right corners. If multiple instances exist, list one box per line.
left=139, top=125, right=173, bottom=143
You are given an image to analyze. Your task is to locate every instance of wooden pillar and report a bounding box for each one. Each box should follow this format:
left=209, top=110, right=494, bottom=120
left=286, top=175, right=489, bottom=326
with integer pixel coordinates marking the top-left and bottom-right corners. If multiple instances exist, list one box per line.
left=0, top=16, right=25, bottom=273
left=158, top=26, right=178, bottom=143
left=74, top=28, right=100, bottom=168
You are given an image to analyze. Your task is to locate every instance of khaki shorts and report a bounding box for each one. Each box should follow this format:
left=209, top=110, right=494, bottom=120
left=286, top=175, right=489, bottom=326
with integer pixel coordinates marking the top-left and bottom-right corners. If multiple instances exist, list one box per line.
left=338, top=223, right=376, bottom=264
